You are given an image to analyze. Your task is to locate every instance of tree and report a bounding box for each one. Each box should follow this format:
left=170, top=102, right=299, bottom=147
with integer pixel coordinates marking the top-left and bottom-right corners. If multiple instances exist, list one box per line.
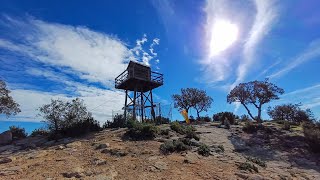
left=267, top=103, right=314, bottom=124
left=172, top=88, right=213, bottom=118
left=193, top=90, right=213, bottom=118
left=0, top=80, right=21, bottom=117
left=227, top=79, right=284, bottom=123
left=38, top=99, right=67, bottom=133
left=38, top=98, right=101, bottom=138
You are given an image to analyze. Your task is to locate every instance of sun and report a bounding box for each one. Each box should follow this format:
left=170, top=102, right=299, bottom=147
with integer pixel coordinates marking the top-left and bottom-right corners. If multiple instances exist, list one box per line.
left=210, top=19, right=238, bottom=56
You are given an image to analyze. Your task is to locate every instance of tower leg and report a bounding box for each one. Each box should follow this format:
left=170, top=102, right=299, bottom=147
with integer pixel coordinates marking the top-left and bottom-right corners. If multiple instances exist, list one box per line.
left=124, top=90, right=128, bottom=120
left=133, top=87, right=137, bottom=120
left=150, top=90, right=155, bottom=121
left=141, top=91, right=144, bottom=122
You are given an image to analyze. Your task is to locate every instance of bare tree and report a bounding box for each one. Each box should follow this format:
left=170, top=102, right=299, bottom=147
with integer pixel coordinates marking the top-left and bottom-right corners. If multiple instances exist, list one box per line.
left=227, top=79, right=284, bottom=123
left=0, top=80, right=21, bottom=117
left=172, top=88, right=213, bottom=118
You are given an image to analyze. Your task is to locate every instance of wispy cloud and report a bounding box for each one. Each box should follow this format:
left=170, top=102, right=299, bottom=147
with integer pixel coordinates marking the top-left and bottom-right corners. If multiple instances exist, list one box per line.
left=268, top=39, right=320, bottom=79
left=233, top=0, right=279, bottom=86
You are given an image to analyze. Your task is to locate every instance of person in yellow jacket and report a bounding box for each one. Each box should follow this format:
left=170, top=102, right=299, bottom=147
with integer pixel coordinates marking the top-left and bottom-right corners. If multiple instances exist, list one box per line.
left=180, top=109, right=190, bottom=124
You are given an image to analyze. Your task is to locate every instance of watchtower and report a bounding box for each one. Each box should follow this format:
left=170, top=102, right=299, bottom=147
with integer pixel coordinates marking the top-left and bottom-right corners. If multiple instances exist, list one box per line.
left=115, top=61, right=163, bottom=121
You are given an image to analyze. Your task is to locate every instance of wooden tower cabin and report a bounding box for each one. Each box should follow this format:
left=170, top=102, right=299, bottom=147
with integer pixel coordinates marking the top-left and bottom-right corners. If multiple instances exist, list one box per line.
left=115, top=61, right=164, bottom=121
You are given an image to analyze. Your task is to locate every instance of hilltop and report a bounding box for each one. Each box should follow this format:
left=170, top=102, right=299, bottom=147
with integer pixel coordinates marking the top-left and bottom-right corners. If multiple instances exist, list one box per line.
left=0, top=122, right=319, bottom=180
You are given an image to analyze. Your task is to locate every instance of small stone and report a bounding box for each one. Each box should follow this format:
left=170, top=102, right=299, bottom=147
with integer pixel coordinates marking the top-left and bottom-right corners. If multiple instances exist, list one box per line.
left=56, top=145, right=65, bottom=150
left=95, top=143, right=110, bottom=150
left=153, top=161, right=168, bottom=171
left=235, top=172, right=249, bottom=179
left=93, top=158, right=107, bottom=165
left=65, top=141, right=81, bottom=148
left=0, top=157, right=12, bottom=164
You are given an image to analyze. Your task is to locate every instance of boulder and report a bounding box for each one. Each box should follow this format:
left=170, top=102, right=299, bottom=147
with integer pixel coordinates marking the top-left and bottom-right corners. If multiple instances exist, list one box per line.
left=0, top=131, right=12, bottom=145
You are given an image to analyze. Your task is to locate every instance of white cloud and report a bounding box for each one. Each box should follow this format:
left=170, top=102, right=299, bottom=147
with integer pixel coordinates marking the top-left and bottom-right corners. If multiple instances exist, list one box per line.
left=268, top=39, right=320, bottom=79
left=233, top=0, right=278, bottom=86
left=0, top=16, right=160, bottom=123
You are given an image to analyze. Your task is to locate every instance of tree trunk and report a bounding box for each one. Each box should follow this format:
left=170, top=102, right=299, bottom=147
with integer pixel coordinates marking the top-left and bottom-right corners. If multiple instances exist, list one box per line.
left=196, top=110, right=200, bottom=119
left=257, top=104, right=262, bottom=124
left=242, top=103, right=255, bottom=120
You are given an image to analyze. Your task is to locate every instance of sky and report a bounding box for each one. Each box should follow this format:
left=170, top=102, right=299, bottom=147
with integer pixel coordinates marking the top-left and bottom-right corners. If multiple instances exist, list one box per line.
left=0, top=0, right=320, bottom=124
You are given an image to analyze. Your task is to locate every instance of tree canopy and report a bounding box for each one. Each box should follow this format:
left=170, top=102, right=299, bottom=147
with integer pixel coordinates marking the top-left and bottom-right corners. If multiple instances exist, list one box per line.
left=227, top=79, right=284, bottom=123
left=0, top=80, right=21, bottom=117
left=172, top=88, right=213, bottom=118
left=267, top=103, right=314, bottom=123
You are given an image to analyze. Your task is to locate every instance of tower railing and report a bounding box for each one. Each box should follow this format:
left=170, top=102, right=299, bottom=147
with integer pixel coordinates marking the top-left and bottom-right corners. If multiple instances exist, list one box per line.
left=115, top=69, right=163, bottom=88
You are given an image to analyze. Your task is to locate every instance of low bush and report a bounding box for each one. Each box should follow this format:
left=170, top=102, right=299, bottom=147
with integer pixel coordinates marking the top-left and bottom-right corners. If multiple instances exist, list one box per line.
left=170, top=122, right=196, bottom=134
left=104, top=114, right=127, bottom=128
left=125, top=121, right=159, bottom=140
left=160, top=139, right=191, bottom=154
left=217, top=145, right=225, bottom=153
left=185, top=130, right=200, bottom=141
left=198, top=144, right=210, bottom=157
left=30, top=128, right=49, bottom=137
left=60, top=117, right=102, bottom=137
left=303, top=122, right=320, bottom=153
left=9, top=126, right=27, bottom=140
left=213, top=112, right=236, bottom=125
left=160, top=129, right=170, bottom=136
left=242, top=122, right=259, bottom=133
left=238, top=162, right=258, bottom=173
left=155, top=116, right=170, bottom=125
left=196, top=116, right=211, bottom=122
left=246, top=156, right=266, bottom=167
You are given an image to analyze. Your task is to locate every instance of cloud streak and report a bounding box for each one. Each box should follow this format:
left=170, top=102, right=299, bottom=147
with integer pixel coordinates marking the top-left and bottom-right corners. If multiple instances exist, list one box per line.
left=233, top=0, right=278, bottom=86
left=268, top=39, right=320, bottom=79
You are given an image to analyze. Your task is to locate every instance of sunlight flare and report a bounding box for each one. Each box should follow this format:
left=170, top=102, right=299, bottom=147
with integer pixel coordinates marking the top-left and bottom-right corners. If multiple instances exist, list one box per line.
left=210, top=19, right=238, bottom=56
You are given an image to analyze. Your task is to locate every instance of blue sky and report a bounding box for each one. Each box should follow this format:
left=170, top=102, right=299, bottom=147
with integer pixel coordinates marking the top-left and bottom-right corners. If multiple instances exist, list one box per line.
left=0, top=0, right=320, bottom=123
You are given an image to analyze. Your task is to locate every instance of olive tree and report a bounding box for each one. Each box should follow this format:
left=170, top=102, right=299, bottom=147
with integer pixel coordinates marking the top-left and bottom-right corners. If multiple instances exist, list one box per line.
left=227, top=79, right=284, bottom=123
left=172, top=88, right=213, bottom=118
left=38, top=98, right=93, bottom=133
left=267, top=103, right=314, bottom=124
left=0, top=80, right=20, bottom=117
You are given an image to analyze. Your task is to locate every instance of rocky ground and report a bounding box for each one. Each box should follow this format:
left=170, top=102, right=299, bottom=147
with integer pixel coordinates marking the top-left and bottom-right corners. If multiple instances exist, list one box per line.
left=0, top=122, right=319, bottom=180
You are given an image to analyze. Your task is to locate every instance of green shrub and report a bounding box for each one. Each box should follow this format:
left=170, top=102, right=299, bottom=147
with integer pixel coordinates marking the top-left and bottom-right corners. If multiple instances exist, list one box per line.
left=198, top=144, right=210, bottom=157
left=246, top=156, right=266, bottom=167
left=242, top=122, right=258, bottom=133
left=30, top=128, right=49, bottom=137
left=217, top=145, right=225, bottom=152
left=213, top=112, right=236, bottom=125
left=160, top=139, right=191, bottom=154
left=185, top=130, right=200, bottom=141
left=155, top=116, right=170, bottom=125
left=104, top=114, right=127, bottom=128
left=60, top=117, right=102, bottom=137
left=196, top=116, right=211, bottom=122
left=160, top=129, right=170, bottom=136
left=125, top=121, right=159, bottom=140
left=238, top=162, right=258, bottom=173
left=9, top=126, right=27, bottom=140
left=303, top=122, right=320, bottom=153
left=170, top=122, right=196, bottom=135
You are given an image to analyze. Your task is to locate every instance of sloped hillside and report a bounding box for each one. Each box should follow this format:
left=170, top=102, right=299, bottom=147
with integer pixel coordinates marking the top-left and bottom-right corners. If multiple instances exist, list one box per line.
left=0, top=122, right=319, bottom=180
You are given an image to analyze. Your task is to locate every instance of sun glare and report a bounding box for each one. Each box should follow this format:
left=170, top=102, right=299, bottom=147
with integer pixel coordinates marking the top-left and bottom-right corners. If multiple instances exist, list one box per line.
left=210, top=19, right=238, bottom=56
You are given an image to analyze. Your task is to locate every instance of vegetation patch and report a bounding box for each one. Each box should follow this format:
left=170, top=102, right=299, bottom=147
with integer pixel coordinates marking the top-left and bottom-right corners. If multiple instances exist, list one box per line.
left=197, top=144, right=210, bottom=157
left=124, top=121, right=159, bottom=140
left=242, top=122, right=259, bottom=134
left=160, top=139, right=191, bottom=154
left=303, top=122, right=320, bottom=153
left=245, top=156, right=266, bottom=167
left=9, top=126, right=27, bottom=140
left=238, top=162, right=259, bottom=173
left=30, top=128, right=49, bottom=137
